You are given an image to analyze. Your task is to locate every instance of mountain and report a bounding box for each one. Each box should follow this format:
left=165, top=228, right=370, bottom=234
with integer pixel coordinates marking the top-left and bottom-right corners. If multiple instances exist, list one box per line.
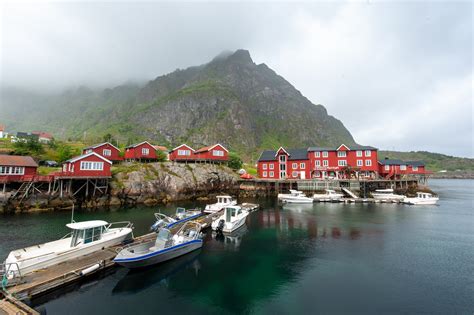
left=0, top=49, right=355, bottom=158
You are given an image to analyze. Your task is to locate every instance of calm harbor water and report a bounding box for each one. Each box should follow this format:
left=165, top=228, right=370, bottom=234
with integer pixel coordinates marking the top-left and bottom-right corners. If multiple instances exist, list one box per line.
left=1, top=179, right=473, bottom=314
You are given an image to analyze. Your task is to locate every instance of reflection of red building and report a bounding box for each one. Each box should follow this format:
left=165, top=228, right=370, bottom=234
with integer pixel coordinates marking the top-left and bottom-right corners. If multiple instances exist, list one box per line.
left=378, top=159, right=429, bottom=179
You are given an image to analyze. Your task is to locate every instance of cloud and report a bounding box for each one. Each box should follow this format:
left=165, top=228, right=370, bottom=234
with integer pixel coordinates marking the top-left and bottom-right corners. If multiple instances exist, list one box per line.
left=1, top=1, right=472, bottom=156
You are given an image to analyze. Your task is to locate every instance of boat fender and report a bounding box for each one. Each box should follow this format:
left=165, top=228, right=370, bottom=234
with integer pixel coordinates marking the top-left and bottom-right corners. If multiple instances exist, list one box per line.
left=80, top=263, right=101, bottom=276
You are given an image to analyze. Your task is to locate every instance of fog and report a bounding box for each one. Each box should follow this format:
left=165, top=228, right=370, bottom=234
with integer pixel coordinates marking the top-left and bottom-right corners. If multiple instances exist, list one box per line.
left=1, top=1, right=472, bottom=157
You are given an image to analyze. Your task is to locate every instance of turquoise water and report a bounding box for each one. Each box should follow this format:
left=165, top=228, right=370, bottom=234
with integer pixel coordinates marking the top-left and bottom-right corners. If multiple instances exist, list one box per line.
left=1, top=179, right=473, bottom=314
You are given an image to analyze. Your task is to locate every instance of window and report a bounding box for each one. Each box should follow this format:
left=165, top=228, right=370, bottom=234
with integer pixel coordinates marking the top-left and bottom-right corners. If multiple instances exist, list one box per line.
left=322, top=151, right=328, bottom=157
left=178, top=149, right=191, bottom=156
left=142, top=148, right=150, bottom=155
left=0, top=166, right=24, bottom=175
left=337, top=151, right=347, bottom=157
left=212, top=150, right=224, bottom=156
left=262, top=164, right=267, bottom=170
left=269, top=171, right=274, bottom=177
left=385, top=165, right=390, bottom=171
left=80, top=161, right=104, bottom=171
left=292, top=171, right=298, bottom=177
left=338, top=160, right=347, bottom=166
left=300, top=163, right=305, bottom=169
left=316, top=160, right=321, bottom=167
left=315, top=152, right=320, bottom=158
left=269, top=164, right=274, bottom=170
left=365, top=150, right=371, bottom=157
left=103, top=149, right=111, bottom=156
left=400, top=165, right=407, bottom=171
left=356, top=150, right=362, bottom=157
left=279, top=155, right=286, bottom=163
left=323, top=160, right=328, bottom=166
left=365, top=160, right=372, bottom=166
left=263, top=171, right=267, bottom=177
left=292, top=163, right=297, bottom=169
left=413, top=166, right=418, bottom=171
left=357, top=160, right=363, bottom=167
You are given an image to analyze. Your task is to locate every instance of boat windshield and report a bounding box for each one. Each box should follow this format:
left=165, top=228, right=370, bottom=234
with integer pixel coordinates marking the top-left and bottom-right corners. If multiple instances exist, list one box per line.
left=70, top=226, right=103, bottom=247
left=157, top=228, right=171, bottom=241
left=176, top=207, right=186, bottom=215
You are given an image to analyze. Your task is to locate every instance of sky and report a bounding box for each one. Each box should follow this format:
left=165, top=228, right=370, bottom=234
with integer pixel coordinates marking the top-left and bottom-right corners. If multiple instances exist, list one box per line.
left=1, top=1, right=473, bottom=157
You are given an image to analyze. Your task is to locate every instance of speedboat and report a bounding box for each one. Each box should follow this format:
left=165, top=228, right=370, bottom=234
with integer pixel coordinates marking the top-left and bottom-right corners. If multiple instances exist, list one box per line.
left=3, top=220, right=133, bottom=278
left=372, top=189, right=405, bottom=201
left=175, top=207, right=203, bottom=221
left=278, top=190, right=313, bottom=204
left=114, top=221, right=203, bottom=269
left=204, top=195, right=237, bottom=213
left=211, top=206, right=249, bottom=234
left=403, top=192, right=439, bottom=205
left=313, top=189, right=344, bottom=201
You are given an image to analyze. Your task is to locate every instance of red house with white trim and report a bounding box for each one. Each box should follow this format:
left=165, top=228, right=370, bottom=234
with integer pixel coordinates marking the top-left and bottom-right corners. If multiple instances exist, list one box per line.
left=83, top=142, right=122, bottom=163
left=0, top=155, right=38, bottom=182
left=378, top=159, right=428, bottom=179
left=193, top=144, right=229, bottom=162
left=258, top=147, right=310, bottom=180
left=124, top=141, right=157, bottom=161
left=59, top=152, right=112, bottom=178
left=169, top=144, right=195, bottom=161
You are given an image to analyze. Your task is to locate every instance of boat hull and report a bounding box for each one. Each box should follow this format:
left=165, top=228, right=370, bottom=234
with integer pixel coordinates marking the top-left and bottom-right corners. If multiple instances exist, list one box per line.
left=280, top=198, right=313, bottom=204
left=114, top=240, right=203, bottom=269
left=403, top=198, right=439, bottom=205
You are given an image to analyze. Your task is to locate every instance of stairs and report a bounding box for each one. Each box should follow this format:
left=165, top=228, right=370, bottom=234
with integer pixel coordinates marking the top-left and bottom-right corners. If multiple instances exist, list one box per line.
left=342, top=187, right=359, bottom=199
left=10, top=182, right=34, bottom=202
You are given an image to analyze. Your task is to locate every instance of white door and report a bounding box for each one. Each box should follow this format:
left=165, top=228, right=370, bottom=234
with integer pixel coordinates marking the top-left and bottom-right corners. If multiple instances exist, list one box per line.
left=300, top=171, right=306, bottom=179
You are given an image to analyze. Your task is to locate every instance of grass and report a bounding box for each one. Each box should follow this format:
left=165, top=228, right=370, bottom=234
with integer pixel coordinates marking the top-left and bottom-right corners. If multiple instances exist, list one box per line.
left=37, top=166, right=61, bottom=175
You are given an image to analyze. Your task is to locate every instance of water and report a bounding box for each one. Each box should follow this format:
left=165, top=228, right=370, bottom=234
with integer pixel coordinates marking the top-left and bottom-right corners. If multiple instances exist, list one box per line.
left=1, top=179, right=473, bottom=314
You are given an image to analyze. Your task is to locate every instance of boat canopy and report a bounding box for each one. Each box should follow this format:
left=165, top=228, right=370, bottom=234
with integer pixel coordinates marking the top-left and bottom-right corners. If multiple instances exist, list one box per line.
left=225, top=206, right=242, bottom=222
left=375, top=189, right=394, bottom=193
left=66, top=220, right=109, bottom=230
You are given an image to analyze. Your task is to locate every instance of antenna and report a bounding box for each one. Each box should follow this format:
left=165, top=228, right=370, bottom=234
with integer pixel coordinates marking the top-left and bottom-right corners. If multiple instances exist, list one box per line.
left=71, top=204, right=75, bottom=223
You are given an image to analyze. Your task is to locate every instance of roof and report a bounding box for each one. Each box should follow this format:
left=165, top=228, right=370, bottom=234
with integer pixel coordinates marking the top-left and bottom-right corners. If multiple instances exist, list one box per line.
left=195, top=143, right=229, bottom=153
left=379, top=159, right=425, bottom=166
left=0, top=155, right=38, bottom=167
left=308, top=144, right=377, bottom=152
left=65, top=152, right=113, bottom=164
left=83, top=142, right=120, bottom=151
left=32, top=131, right=53, bottom=139
left=125, top=141, right=153, bottom=149
left=258, top=148, right=309, bottom=161
left=0, top=125, right=4, bottom=131
left=170, top=144, right=195, bottom=152
left=66, top=220, right=108, bottom=230
left=154, top=145, right=169, bottom=152
left=405, top=160, right=425, bottom=167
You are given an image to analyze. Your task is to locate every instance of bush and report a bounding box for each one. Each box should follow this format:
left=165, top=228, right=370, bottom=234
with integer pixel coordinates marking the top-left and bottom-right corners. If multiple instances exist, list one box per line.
left=228, top=152, right=243, bottom=170
left=12, top=139, right=45, bottom=155
left=156, top=150, right=167, bottom=162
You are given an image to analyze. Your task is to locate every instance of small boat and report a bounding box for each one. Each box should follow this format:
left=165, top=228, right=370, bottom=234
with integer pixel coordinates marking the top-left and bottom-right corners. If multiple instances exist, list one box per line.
left=114, top=221, right=203, bottom=269
left=3, top=220, right=133, bottom=278
left=278, top=190, right=314, bottom=204
left=313, top=189, right=344, bottom=201
left=372, top=189, right=405, bottom=201
left=403, top=192, right=439, bottom=205
left=211, top=206, right=249, bottom=234
left=204, top=195, right=237, bottom=213
left=175, top=207, right=203, bottom=221
left=240, top=203, right=260, bottom=212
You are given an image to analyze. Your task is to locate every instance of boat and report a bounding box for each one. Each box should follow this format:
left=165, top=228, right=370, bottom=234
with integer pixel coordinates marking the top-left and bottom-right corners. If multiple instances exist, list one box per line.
left=211, top=206, right=249, bottom=234
left=403, top=192, right=439, bottom=205
left=278, top=190, right=314, bottom=204
left=174, top=207, right=203, bottom=221
left=371, top=189, right=405, bottom=201
left=204, top=195, right=237, bottom=213
left=240, top=203, right=260, bottom=212
left=312, top=189, right=344, bottom=201
left=3, top=220, right=133, bottom=278
left=114, top=221, right=203, bottom=269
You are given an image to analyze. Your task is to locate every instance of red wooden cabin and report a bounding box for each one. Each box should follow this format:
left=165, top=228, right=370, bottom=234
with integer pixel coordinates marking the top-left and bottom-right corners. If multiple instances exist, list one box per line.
left=378, top=159, right=427, bottom=179
left=59, top=152, right=112, bottom=178
left=83, top=142, right=122, bottom=163
left=169, top=144, right=196, bottom=162
left=193, top=144, right=229, bottom=162
left=0, top=155, right=38, bottom=182
left=124, top=141, right=157, bottom=161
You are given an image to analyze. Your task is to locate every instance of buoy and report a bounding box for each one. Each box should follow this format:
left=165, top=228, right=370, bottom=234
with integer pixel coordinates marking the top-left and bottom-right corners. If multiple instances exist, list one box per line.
left=80, top=263, right=101, bottom=276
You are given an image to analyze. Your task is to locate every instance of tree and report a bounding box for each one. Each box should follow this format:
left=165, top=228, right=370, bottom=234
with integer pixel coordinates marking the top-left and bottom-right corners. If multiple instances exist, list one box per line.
left=57, top=144, right=75, bottom=163
left=12, top=138, right=44, bottom=155
left=103, top=133, right=115, bottom=143
left=228, top=152, right=243, bottom=170
left=156, top=150, right=167, bottom=162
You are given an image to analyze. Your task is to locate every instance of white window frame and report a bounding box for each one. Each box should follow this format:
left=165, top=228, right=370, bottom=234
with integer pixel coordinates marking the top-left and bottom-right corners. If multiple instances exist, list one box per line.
left=262, top=164, right=267, bottom=170
left=384, top=165, right=390, bottom=171
left=80, top=161, right=104, bottom=171
left=269, top=164, right=274, bottom=170
left=103, top=149, right=112, bottom=156
left=365, top=150, right=371, bottom=157
left=300, top=163, right=305, bottom=169
left=0, top=166, right=25, bottom=175
left=292, top=171, right=298, bottom=177
left=357, top=160, right=363, bottom=167
left=142, top=147, right=150, bottom=155
left=365, top=160, right=372, bottom=166
left=315, top=152, right=320, bottom=158
left=337, top=151, right=347, bottom=158
left=413, top=166, right=418, bottom=171
left=262, top=171, right=267, bottom=177
left=316, top=160, right=321, bottom=167
left=212, top=150, right=224, bottom=156
left=292, top=163, right=297, bottom=169
left=178, top=149, right=191, bottom=156
left=338, top=160, right=347, bottom=167
left=400, top=165, right=407, bottom=171
left=323, top=160, right=328, bottom=167
left=322, top=151, right=328, bottom=158
left=269, top=171, right=274, bottom=177
left=356, top=150, right=362, bottom=157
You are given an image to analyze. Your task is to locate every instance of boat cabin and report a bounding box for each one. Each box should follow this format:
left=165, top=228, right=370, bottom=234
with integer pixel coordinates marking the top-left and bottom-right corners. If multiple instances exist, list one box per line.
left=416, top=192, right=434, bottom=199
left=216, top=195, right=234, bottom=204
left=224, top=206, right=243, bottom=223
left=66, top=220, right=109, bottom=247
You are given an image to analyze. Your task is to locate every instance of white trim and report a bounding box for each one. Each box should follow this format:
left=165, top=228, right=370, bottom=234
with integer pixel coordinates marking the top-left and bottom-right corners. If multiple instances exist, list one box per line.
left=275, top=147, right=290, bottom=157
left=197, top=143, right=229, bottom=153
left=127, top=141, right=154, bottom=149
left=171, top=144, right=195, bottom=152
left=66, top=152, right=112, bottom=165
left=85, top=142, right=120, bottom=152
left=336, top=144, right=350, bottom=151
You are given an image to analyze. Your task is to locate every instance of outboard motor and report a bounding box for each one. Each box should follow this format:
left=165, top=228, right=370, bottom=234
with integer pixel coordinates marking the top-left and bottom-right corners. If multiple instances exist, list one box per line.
left=216, top=219, right=225, bottom=234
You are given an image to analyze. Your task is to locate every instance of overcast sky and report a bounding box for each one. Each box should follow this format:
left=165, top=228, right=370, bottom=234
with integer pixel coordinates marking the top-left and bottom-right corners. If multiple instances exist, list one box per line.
left=1, top=1, right=472, bottom=157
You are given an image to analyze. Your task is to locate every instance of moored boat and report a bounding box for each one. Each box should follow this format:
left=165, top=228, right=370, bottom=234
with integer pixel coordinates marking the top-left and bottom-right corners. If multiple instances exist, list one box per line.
left=204, top=195, right=237, bottom=213
left=372, top=189, right=405, bottom=201
left=211, top=205, right=249, bottom=233
left=175, top=207, right=203, bottom=221
left=313, top=189, right=344, bottom=201
left=403, top=192, right=439, bottom=205
left=278, top=190, right=314, bottom=204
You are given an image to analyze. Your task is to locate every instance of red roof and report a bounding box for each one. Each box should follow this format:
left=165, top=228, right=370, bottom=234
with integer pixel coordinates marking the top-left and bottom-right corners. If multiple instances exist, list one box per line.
left=0, top=125, right=4, bottom=132
left=153, top=145, right=169, bottom=151
left=0, top=155, right=38, bottom=167
left=195, top=144, right=228, bottom=153
left=32, top=131, right=53, bottom=139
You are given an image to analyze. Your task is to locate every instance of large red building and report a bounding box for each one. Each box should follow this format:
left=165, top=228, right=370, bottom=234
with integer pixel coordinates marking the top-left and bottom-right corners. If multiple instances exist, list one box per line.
left=59, top=152, right=112, bottom=178
left=0, top=155, right=38, bottom=182
left=378, top=159, right=428, bottom=179
left=124, top=141, right=157, bottom=161
left=83, top=142, right=122, bottom=163
left=257, top=144, right=379, bottom=180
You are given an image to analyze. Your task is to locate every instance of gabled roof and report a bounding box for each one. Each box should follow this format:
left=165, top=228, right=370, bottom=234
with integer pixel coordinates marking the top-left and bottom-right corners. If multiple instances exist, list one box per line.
left=65, top=152, right=112, bottom=164
left=154, top=145, right=169, bottom=152
left=406, top=160, right=425, bottom=167
left=0, top=155, right=38, bottom=167
left=195, top=143, right=229, bottom=153
left=0, top=125, right=5, bottom=132
left=125, top=141, right=154, bottom=149
left=83, top=142, right=120, bottom=151
left=378, top=159, right=406, bottom=166
left=32, top=131, right=53, bottom=139
left=170, top=144, right=195, bottom=152
left=307, top=147, right=334, bottom=152
left=308, top=144, right=378, bottom=152
left=258, top=148, right=309, bottom=161
left=336, top=144, right=350, bottom=151
left=275, top=147, right=290, bottom=157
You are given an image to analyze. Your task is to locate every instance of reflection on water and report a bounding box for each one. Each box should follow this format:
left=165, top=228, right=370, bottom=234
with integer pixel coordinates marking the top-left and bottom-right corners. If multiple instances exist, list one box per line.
left=211, top=225, right=248, bottom=251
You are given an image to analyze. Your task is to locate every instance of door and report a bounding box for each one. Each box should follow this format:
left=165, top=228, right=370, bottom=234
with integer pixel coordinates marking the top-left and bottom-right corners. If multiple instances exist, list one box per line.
left=300, top=171, right=306, bottom=179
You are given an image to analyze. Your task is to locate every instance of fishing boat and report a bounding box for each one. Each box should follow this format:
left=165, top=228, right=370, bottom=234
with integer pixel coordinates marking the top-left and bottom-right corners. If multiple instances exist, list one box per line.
left=211, top=206, right=249, bottom=234
left=371, top=189, right=405, bottom=201
left=114, top=221, right=203, bottom=269
left=2, top=220, right=133, bottom=278
left=403, top=192, right=439, bottom=205
left=204, top=195, right=237, bottom=213
left=312, top=189, right=344, bottom=201
left=278, top=190, right=314, bottom=204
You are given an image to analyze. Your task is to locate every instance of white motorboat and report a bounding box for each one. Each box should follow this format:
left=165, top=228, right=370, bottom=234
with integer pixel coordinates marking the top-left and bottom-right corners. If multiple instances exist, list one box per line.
left=114, top=221, right=203, bottom=269
left=204, top=195, right=237, bottom=213
left=313, top=189, right=344, bottom=201
left=403, top=192, right=439, bottom=205
left=278, top=190, right=314, bottom=204
left=211, top=206, right=249, bottom=234
left=3, top=220, right=133, bottom=278
left=372, top=189, right=405, bottom=201
left=175, top=207, right=203, bottom=221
